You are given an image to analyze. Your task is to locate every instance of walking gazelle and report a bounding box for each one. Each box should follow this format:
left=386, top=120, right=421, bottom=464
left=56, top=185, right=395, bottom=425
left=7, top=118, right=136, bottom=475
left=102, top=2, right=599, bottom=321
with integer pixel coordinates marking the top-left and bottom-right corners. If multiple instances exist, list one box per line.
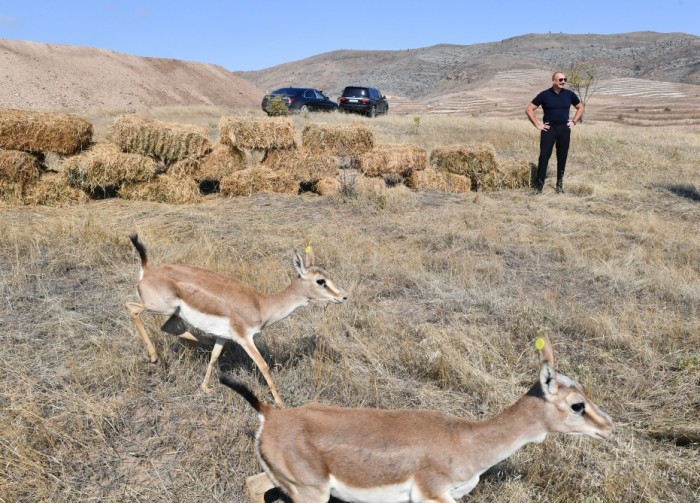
left=221, top=335, right=614, bottom=503
left=126, top=234, right=347, bottom=404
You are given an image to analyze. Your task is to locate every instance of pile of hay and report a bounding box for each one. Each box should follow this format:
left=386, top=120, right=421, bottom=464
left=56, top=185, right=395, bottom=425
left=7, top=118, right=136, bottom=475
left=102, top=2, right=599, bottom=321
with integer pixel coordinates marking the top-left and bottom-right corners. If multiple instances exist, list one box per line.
left=118, top=174, right=202, bottom=204
left=430, top=144, right=498, bottom=177
left=407, top=168, right=472, bottom=194
left=194, top=143, right=246, bottom=182
left=359, top=144, right=426, bottom=177
left=0, top=150, right=42, bottom=187
left=220, top=166, right=298, bottom=197
left=0, top=109, right=92, bottom=155
left=313, top=177, right=341, bottom=196
left=63, top=142, right=157, bottom=194
left=111, top=115, right=211, bottom=165
left=22, top=173, right=89, bottom=206
left=219, top=117, right=296, bottom=150
left=301, top=123, right=374, bottom=156
left=488, top=159, right=532, bottom=190
left=264, top=148, right=338, bottom=182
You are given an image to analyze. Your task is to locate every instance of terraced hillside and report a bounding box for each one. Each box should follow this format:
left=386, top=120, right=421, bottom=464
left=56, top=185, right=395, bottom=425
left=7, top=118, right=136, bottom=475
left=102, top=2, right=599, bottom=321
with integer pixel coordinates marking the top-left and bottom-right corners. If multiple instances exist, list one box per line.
left=239, top=32, right=700, bottom=126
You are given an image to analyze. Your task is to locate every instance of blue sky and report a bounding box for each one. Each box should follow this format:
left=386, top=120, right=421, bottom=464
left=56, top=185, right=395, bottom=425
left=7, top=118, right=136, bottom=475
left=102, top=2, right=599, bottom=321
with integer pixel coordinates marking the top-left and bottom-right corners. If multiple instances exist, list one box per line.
left=0, top=1, right=698, bottom=71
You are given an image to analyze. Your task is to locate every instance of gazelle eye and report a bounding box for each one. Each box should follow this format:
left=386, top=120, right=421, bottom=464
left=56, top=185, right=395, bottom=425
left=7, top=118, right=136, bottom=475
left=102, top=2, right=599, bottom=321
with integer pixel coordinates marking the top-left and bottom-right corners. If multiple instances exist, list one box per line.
left=571, top=402, right=585, bottom=414
left=316, top=279, right=326, bottom=286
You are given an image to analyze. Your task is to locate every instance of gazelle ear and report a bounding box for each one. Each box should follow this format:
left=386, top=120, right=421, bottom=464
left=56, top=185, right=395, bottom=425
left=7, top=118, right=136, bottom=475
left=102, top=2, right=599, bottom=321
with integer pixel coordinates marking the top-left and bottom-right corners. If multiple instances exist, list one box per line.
left=293, top=252, right=307, bottom=277
left=539, top=361, right=558, bottom=396
left=535, top=334, right=555, bottom=369
left=303, top=242, right=315, bottom=268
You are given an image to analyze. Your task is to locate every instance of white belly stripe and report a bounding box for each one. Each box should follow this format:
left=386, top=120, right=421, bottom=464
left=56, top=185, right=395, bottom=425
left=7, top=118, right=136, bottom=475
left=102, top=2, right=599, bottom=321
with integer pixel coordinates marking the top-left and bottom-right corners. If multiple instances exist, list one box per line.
left=329, top=476, right=417, bottom=503
left=179, top=302, right=232, bottom=338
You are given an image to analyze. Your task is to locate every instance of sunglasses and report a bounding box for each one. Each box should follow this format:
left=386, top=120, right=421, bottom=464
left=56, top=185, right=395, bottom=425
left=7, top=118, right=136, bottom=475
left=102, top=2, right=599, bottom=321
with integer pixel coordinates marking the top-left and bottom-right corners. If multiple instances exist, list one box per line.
left=557, top=78, right=568, bottom=82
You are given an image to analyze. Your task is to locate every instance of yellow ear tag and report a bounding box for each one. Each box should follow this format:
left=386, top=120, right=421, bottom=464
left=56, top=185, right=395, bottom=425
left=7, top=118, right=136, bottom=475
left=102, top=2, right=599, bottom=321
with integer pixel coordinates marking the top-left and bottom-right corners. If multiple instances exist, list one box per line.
left=304, top=243, right=312, bottom=254
left=535, top=337, right=545, bottom=351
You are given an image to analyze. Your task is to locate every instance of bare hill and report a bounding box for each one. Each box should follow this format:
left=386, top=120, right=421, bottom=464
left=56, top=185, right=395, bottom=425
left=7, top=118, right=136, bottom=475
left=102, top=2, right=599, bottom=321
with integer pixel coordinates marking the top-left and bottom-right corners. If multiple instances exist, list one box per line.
left=0, top=38, right=264, bottom=112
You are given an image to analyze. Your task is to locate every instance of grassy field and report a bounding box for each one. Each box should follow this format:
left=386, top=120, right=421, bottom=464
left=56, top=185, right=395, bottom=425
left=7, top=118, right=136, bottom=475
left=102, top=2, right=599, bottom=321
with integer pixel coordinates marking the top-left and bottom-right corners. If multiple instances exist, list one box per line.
left=1, top=111, right=699, bottom=502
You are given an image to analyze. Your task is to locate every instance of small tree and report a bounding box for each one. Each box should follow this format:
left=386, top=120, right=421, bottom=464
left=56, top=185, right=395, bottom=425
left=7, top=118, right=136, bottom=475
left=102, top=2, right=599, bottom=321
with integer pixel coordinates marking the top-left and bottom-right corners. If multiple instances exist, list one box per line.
left=568, top=61, right=600, bottom=122
left=266, top=96, right=289, bottom=117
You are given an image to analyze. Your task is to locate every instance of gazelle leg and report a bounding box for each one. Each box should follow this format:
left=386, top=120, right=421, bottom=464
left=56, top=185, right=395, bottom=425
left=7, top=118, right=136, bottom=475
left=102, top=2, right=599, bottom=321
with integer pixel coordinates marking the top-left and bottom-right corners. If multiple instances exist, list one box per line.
left=201, top=337, right=226, bottom=393
left=240, top=337, right=284, bottom=406
left=178, top=331, right=213, bottom=344
left=125, top=302, right=158, bottom=363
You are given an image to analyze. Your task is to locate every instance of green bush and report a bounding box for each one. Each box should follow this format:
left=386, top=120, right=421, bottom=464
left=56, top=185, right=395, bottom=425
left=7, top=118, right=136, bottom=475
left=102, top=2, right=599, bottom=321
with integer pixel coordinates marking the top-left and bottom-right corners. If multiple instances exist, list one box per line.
left=266, top=96, right=289, bottom=116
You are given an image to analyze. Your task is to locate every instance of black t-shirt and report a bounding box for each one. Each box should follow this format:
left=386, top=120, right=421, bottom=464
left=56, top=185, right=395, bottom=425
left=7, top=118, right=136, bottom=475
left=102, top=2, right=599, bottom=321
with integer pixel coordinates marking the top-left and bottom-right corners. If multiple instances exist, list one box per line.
left=531, top=88, right=581, bottom=124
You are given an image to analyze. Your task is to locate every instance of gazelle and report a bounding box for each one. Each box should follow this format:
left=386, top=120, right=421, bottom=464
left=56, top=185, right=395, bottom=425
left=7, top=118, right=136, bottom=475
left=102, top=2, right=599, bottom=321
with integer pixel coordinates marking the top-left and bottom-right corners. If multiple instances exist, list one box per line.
left=221, top=335, right=614, bottom=503
left=125, top=234, right=347, bottom=404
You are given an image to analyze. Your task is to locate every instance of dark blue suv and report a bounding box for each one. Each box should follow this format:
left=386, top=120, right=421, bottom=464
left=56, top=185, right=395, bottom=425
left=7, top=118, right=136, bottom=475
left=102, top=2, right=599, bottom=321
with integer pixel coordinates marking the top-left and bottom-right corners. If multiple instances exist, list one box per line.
left=338, top=86, right=389, bottom=117
left=261, top=87, right=338, bottom=115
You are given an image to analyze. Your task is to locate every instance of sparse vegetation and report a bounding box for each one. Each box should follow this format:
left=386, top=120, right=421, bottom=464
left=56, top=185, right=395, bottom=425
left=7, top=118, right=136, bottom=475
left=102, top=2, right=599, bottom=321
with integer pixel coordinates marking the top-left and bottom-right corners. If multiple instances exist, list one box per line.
left=1, top=111, right=698, bottom=502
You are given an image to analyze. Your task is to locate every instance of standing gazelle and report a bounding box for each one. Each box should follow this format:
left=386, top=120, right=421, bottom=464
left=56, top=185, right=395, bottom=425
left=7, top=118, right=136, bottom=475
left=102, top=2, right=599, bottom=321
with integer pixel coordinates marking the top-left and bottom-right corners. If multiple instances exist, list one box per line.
left=126, top=234, right=347, bottom=404
left=222, top=335, right=614, bottom=503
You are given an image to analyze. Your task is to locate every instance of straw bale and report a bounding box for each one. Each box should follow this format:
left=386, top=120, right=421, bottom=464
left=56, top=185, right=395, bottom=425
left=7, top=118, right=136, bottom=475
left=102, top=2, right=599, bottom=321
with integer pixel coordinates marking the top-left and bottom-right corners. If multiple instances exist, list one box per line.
left=494, top=159, right=532, bottom=190
left=220, top=166, right=298, bottom=197
left=407, top=168, right=472, bottom=194
left=118, top=174, right=202, bottom=204
left=337, top=171, right=387, bottom=197
left=219, top=117, right=296, bottom=150
left=264, top=148, right=338, bottom=182
left=314, top=177, right=341, bottom=196
left=430, top=144, right=499, bottom=177
left=0, top=150, right=42, bottom=186
left=63, top=142, right=157, bottom=192
left=23, top=173, right=89, bottom=206
left=112, top=115, right=211, bottom=164
left=189, top=143, right=246, bottom=181
left=301, top=123, right=374, bottom=156
left=0, top=109, right=92, bottom=155
left=359, top=144, right=427, bottom=177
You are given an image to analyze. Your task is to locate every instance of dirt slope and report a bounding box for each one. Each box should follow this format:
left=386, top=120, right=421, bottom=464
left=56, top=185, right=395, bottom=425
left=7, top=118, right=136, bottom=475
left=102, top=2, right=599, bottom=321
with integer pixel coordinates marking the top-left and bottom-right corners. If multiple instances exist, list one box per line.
left=0, top=38, right=264, bottom=112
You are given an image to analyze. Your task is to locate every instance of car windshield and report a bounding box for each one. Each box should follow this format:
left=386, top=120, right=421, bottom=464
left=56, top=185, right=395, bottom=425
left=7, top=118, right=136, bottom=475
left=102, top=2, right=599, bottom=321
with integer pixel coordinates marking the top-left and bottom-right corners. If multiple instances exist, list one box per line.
left=342, top=87, right=368, bottom=98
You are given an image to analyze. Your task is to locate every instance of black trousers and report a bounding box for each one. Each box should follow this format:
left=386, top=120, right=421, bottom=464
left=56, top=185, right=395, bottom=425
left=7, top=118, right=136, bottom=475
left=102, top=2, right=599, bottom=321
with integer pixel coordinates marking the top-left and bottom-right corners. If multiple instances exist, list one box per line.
left=536, top=123, right=571, bottom=187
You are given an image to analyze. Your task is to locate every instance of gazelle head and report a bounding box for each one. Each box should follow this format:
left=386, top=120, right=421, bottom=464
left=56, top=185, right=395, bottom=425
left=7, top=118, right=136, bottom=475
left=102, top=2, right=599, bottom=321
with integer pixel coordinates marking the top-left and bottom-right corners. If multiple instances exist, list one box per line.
left=534, top=335, right=615, bottom=440
left=292, top=246, right=347, bottom=304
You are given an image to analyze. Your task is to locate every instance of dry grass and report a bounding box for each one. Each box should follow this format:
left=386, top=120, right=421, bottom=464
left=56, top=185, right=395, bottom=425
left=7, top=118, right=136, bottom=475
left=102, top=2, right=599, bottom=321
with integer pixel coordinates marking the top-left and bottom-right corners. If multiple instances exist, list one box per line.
left=0, top=112, right=698, bottom=503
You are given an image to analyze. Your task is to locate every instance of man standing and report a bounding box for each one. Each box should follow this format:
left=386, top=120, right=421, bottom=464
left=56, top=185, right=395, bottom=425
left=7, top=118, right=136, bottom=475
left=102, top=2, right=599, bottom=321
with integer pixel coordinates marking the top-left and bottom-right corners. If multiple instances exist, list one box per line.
left=526, top=72, right=584, bottom=194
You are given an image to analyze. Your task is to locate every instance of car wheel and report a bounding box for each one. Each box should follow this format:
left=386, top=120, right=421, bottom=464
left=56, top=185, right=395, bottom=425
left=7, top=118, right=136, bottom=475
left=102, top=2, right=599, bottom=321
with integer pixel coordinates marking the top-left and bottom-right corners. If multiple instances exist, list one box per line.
left=300, top=105, right=309, bottom=114
left=369, top=106, right=377, bottom=118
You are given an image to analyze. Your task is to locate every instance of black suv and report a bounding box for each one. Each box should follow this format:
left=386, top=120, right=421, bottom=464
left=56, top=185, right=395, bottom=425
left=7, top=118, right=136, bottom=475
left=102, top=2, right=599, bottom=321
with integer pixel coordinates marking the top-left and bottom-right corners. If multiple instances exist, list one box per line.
left=338, top=86, right=388, bottom=117
left=261, top=87, right=338, bottom=115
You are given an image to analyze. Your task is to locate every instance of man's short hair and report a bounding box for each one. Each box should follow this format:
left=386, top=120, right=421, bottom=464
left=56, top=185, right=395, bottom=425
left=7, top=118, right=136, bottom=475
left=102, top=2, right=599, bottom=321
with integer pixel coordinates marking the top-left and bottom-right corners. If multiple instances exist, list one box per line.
left=552, top=71, right=565, bottom=80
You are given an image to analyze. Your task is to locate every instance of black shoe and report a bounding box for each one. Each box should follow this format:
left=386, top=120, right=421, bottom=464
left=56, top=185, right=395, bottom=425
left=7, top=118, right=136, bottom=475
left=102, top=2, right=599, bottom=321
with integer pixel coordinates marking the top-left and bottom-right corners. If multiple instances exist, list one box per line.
left=556, top=184, right=565, bottom=194
left=531, top=186, right=543, bottom=195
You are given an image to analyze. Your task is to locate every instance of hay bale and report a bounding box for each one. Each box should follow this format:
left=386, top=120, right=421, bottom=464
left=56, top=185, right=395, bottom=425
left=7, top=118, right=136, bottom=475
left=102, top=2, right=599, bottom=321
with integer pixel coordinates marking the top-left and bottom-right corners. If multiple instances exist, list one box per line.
left=359, top=144, right=427, bottom=177
left=118, top=174, right=202, bottom=204
left=264, top=148, right=338, bottom=182
left=0, top=150, right=42, bottom=186
left=63, top=142, right=157, bottom=193
left=301, top=123, right=374, bottom=156
left=493, top=159, right=532, bottom=190
left=111, top=115, right=211, bottom=164
left=23, top=173, right=89, bottom=206
left=407, top=168, right=472, bottom=194
left=220, top=166, right=298, bottom=197
left=193, top=143, right=246, bottom=181
left=0, top=109, right=92, bottom=155
left=314, top=176, right=341, bottom=196
left=430, top=143, right=499, bottom=184
left=219, top=117, right=296, bottom=150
